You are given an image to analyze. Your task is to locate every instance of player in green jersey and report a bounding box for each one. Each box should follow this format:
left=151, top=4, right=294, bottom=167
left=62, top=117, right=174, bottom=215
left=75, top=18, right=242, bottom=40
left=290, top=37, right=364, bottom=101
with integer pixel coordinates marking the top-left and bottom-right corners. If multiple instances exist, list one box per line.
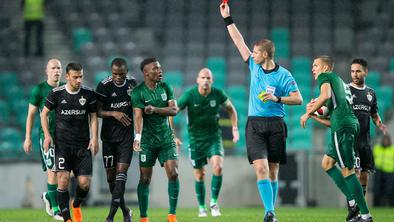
left=131, top=58, right=179, bottom=222
left=23, top=58, right=63, bottom=220
left=300, top=56, right=373, bottom=222
left=175, top=68, right=239, bottom=217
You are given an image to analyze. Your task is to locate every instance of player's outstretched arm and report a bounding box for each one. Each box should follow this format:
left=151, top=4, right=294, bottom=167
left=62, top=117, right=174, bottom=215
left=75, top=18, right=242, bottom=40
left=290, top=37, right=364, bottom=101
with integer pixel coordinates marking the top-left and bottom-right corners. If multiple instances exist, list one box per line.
left=23, top=104, right=38, bottom=154
left=372, top=113, right=387, bottom=135
left=220, top=3, right=251, bottom=62
left=40, top=106, right=52, bottom=152
left=224, top=100, right=239, bottom=143
left=89, top=112, right=99, bottom=155
left=133, top=108, right=143, bottom=152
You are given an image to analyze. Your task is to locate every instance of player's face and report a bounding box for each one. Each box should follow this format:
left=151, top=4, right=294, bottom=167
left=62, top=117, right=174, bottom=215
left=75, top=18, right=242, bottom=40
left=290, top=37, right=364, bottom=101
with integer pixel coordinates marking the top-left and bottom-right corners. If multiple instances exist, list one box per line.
left=312, top=59, right=326, bottom=80
left=144, top=61, right=163, bottom=83
left=112, top=65, right=127, bottom=85
left=252, top=45, right=265, bottom=64
left=46, top=60, right=62, bottom=83
left=197, top=70, right=213, bottom=90
left=351, top=63, right=367, bottom=86
left=66, top=70, right=83, bottom=91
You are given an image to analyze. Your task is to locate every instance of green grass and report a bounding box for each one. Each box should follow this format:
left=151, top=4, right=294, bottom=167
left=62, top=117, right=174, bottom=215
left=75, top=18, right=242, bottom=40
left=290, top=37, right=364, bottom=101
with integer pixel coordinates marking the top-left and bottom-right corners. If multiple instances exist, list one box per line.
left=0, top=207, right=393, bottom=222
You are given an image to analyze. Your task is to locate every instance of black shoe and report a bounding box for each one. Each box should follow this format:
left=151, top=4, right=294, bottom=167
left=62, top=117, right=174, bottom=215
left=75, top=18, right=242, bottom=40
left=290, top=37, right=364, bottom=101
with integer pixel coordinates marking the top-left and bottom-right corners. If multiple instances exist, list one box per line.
left=358, top=216, right=373, bottom=222
left=346, top=204, right=360, bottom=222
left=263, top=212, right=278, bottom=222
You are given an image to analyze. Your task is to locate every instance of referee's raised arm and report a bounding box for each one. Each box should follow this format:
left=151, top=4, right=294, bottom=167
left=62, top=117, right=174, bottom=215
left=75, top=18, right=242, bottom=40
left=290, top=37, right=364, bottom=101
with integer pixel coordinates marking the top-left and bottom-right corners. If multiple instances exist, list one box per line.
left=220, top=3, right=251, bottom=62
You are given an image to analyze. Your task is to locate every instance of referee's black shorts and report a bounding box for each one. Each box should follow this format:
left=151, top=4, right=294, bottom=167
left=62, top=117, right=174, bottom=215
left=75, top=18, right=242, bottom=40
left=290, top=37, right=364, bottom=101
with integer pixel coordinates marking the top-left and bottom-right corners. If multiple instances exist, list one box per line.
left=246, top=116, right=287, bottom=164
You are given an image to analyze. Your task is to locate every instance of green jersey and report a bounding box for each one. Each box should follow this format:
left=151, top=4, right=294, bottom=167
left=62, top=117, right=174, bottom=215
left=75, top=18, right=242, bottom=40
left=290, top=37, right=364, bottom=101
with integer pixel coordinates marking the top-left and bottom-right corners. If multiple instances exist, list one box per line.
left=29, top=81, right=63, bottom=138
left=131, top=81, right=175, bottom=145
left=178, top=86, right=228, bottom=138
left=317, top=72, right=359, bottom=131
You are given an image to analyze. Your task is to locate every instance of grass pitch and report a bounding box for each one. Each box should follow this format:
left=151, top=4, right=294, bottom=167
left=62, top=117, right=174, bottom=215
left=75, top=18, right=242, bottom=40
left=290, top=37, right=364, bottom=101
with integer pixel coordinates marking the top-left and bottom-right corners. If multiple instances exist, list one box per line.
left=0, top=207, right=393, bottom=222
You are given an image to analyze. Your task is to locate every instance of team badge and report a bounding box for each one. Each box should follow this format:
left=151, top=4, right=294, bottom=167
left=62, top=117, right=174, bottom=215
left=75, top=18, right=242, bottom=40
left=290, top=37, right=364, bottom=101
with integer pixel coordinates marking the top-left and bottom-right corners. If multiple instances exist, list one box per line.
left=161, top=93, right=167, bottom=101
left=140, top=154, right=146, bottom=162
left=79, top=96, right=86, bottom=106
left=367, top=92, right=372, bottom=102
left=210, top=100, right=216, bottom=107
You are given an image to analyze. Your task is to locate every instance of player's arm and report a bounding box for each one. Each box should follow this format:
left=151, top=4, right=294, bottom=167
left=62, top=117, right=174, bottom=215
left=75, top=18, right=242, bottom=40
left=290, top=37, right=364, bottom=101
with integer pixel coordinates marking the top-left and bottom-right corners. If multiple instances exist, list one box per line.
left=88, top=112, right=99, bottom=155
left=300, top=83, right=331, bottom=128
left=263, top=90, right=303, bottom=105
left=133, top=108, right=143, bottom=152
left=40, top=106, right=52, bottom=152
left=169, top=116, right=183, bottom=151
left=23, top=104, right=38, bottom=154
left=310, top=115, right=331, bottom=127
left=223, top=100, right=239, bottom=143
left=144, top=99, right=178, bottom=116
left=220, top=3, right=251, bottom=62
left=97, top=100, right=132, bottom=126
left=371, top=113, right=387, bottom=134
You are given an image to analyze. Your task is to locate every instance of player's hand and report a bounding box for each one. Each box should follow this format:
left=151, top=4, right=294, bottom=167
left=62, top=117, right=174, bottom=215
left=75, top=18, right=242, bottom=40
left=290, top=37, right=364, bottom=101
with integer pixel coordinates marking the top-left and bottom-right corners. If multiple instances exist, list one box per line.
left=300, top=113, right=310, bottom=128
left=88, top=138, right=99, bottom=156
left=260, top=92, right=278, bottom=103
left=220, top=2, right=230, bottom=18
left=232, top=127, right=239, bottom=143
left=133, top=140, right=142, bottom=152
left=379, top=123, right=388, bottom=135
left=23, top=138, right=32, bottom=154
left=113, top=111, right=132, bottom=126
left=43, top=136, right=53, bottom=152
left=144, top=105, right=155, bottom=115
left=174, top=137, right=183, bottom=152
left=306, top=99, right=315, bottom=113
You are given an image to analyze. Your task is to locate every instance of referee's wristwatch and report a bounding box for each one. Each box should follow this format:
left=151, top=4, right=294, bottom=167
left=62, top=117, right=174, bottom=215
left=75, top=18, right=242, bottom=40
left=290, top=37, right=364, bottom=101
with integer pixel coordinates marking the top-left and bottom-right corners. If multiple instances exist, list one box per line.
left=276, top=96, right=282, bottom=103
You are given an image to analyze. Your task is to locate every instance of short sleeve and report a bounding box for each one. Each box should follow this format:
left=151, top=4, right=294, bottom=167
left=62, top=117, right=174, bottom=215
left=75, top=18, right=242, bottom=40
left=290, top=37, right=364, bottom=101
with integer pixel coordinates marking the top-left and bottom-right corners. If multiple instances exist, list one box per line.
left=131, top=88, right=144, bottom=109
left=177, top=89, right=190, bottom=110
left=283, top=73, right=299, bottom=96
left=248, top=56, right=259, bottom=74
left=45, top=90, right=56, bottom=110
left=29, top=85, right=41, bottom=106
left=317, top=73, right=331, bottom=88
left=370, top=89, right=378, bottom=115
left=164, top=82, right=175, bottom=101
left=88, top=90, right=97, bottom=113
left=95, top=82, right=107, bottom=103
left=218, top=89, right=229, bottom=105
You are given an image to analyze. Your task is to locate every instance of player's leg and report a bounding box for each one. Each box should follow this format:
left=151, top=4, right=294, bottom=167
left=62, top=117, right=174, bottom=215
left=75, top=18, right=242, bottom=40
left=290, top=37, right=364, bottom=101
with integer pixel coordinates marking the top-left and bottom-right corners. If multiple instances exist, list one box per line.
left=57, top=171, right=72, bottom=221
left=193, top=167, right=207, bottom=217
left=72, top=175, right=92, bottom=222
left=209, top=155, right=223, bottom=217
left=164, top=159, right=179, bottom=222
left=138, top=167, right=152, bottom=221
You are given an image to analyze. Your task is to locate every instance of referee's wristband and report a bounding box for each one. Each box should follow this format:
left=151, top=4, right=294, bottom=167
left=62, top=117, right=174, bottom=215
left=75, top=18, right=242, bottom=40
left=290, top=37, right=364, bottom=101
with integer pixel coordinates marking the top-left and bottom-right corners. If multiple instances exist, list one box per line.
left=224, top=16, right=234, bottom=26
left=134, top=133, right=141, bottom=142
left=276, top=96, right=282, bottom=103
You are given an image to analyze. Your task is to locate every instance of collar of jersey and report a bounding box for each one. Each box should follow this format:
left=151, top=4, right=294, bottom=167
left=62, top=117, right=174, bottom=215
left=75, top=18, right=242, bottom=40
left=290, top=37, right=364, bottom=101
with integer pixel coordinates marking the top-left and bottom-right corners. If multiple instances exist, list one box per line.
left=350, top=83, right=366, bottom=90
left=114, top=79, right=126, bottom=88
left=65, top=84, right=81, bottom=94
left=261, top=63, right=279, bottom=74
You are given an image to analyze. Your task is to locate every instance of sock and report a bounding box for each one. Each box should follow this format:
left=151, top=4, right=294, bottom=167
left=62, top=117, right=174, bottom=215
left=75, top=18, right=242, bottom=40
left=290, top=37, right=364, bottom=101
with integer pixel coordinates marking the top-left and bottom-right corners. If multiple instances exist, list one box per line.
left=57, top=189, right=71, bottom=221
left=109, top=180, right=127, bottom=215
left=73, top=185, right=89, bottom=208
left=345, top=174, right=370, bottom=214
left=362, top=185, right=367, bottom=196
left=168, top=179, right=180, bottom=215
left=257, top=179, right=274, bottom=215
left=137, top=182, right=149, bottom=217
left=195, top=181, right=206, bottom=208
left=210, top=175, right=222, bottom=205
left=107, top=172, right=127, bottom=219
left=47, top=183, right=60, bottom=214
left=326, top=167, right=353, bottom=201
left=271, top=181, right=278, bottom=205
left=348, top=199, right=355, bottom=207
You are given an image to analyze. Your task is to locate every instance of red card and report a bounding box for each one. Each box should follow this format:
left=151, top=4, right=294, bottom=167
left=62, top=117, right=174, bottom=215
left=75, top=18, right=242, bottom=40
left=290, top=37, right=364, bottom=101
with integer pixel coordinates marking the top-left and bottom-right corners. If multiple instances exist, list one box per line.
left=222, top=0, right=229, bottom=4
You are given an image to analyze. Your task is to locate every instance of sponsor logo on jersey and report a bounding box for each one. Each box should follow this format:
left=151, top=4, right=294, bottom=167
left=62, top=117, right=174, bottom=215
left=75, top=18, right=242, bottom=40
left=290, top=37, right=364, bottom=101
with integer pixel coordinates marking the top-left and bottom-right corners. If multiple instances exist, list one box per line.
left=352, top=104, right=371, bottom=112
left=61, top=109, right=86, bottom=115
left=79, top=96, right=86, bottom=106
left=161, top=93, right=167, bottom=101
left=367, top=92, right=373, bottom=102
left=210, top=100, right=216, bottom=107
left=111, top=92, right=117, bottom=97
left=61, top=99, right=67, bottom=104
left=110, top=101, right=131, bottom=109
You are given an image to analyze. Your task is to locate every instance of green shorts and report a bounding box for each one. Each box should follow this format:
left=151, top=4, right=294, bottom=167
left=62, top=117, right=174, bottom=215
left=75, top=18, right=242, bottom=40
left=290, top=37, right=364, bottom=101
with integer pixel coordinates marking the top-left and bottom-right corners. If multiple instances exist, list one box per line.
left=188, top=135, right=224, bottom=169
left=326, top=126, right=359, bottom=169
left=39, top=137, right=56, bottom=171
left=139, top=141, right=178, bottom=167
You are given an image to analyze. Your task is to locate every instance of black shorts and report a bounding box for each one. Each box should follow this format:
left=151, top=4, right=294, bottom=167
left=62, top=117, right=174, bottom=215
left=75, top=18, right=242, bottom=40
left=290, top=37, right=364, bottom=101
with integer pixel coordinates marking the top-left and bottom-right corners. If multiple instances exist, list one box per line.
left=102, top=138, right=133, bottom=168
left=246, top=117, right=287, bottom=164
left=55, top=141, right=92, bottom=176
left=355, top=143, right=375, bottom=172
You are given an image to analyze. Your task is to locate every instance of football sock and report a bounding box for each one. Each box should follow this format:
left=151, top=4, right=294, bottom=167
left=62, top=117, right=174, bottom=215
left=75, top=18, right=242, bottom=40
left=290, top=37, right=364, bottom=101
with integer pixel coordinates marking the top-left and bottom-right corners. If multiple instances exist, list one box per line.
left=57, top=189, right=71, bottom=221
left=107, top=172, right=127, bottom=219
left=73, top=185, right=89, bottom=208
left=195, top=181, right=206, bottom=208
left=257, top=179, right=274, bottom=215
left=345, top=174, right=370, bottom=214
left=137, top=182, right=149, bottom=217
left=168, top=179, right=180, bottom=214
left=211, top=175, right=222, bottom=205
left=326, top=167, right=353, bottom=201
left=48, top=183, right=60, bottom=214
left=271, top=181, right=278, bottom=205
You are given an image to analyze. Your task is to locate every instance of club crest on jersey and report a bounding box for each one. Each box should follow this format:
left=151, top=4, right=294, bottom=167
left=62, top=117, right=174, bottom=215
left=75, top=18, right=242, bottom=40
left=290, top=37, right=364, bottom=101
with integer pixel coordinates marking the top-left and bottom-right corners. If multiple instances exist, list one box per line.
left=79, top=96, right=86, bottom=106
left=210, top=100, right=216, bottom=107
left=367, top=92, right=373, bottom=102
left=161, top=93, right=167, bottom=101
